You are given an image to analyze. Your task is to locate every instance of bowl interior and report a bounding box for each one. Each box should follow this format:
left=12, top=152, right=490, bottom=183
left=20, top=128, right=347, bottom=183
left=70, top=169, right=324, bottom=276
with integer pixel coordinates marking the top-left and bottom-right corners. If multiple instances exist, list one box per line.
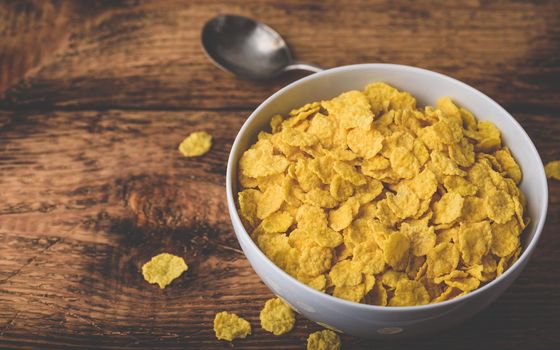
left=227, top=64, right=548, bottom=306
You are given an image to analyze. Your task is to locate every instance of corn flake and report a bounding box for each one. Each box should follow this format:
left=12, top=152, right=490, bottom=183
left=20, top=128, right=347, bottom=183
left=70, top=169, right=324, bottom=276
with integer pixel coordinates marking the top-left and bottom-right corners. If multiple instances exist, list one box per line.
left=307, top=329, right=341, bottom=350
left=260, top=298, right=295, bottom=335
left=214, top=311, right=251, bottom=341
left=545, top=160, right=560, bottom=180
left=178, top=131, right=212, bottom=157
left=142, top=253, right=188, bottom=289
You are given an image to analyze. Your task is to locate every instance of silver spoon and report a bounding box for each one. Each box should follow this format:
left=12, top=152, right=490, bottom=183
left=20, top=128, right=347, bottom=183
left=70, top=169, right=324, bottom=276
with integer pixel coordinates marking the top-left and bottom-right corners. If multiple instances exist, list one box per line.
left=201, top=14, right=323, bottom=80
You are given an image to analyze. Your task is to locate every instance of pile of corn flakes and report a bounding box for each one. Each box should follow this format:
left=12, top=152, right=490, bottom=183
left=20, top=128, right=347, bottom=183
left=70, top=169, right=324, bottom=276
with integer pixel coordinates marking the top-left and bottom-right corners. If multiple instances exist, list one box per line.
left=237, top=82, right=528, bottom=306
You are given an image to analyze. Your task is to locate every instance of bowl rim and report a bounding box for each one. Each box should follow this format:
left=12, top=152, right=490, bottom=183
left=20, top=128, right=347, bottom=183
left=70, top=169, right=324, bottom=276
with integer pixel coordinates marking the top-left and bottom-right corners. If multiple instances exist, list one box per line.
left=226, top=63, right=548, bottom=312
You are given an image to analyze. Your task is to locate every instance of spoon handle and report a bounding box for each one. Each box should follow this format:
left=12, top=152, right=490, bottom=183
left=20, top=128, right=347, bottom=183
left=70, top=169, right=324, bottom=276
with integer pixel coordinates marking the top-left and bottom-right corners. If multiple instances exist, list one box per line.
left=284, top=61, right=324, bottom=74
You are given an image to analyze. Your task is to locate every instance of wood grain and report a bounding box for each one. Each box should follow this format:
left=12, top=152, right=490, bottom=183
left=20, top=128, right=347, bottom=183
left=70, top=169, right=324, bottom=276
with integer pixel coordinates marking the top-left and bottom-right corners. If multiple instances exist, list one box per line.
left=0, top=0, right=559, bottom=349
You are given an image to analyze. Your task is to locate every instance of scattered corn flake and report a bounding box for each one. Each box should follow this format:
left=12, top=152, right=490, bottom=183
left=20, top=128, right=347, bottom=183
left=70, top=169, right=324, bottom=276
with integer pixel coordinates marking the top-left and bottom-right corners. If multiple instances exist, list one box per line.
left=178, top=131, right=212, bottom=157
left=214, top=311, right=251, bottom=341
left=545, top=160, right=560, bottom=180
left=260, top=298, right=295, bottom=336
left=307, top=329, right=341, bottom=350
left=141, top=253, right=188, bottom=289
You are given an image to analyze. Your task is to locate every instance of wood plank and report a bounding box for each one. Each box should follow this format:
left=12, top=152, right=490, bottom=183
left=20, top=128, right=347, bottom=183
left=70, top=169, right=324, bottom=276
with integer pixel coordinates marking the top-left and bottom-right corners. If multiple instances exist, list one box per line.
left=0, top=0, right=559, bottom=111
left=0, top=109, right=559, bottom=349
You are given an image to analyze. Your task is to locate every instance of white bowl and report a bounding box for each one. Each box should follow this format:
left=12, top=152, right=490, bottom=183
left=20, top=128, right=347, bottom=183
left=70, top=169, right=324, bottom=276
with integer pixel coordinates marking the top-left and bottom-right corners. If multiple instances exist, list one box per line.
left=226, top=64, right=548, bottom=338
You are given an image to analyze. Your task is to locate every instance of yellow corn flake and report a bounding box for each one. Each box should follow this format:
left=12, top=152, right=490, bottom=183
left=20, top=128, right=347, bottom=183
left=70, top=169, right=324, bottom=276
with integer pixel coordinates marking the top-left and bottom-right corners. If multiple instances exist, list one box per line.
left=355, top=178, right=384, bottom=204
left=457, top=221, right=492, bottom=265
left=257, top=184, right=286, bottom=219
left=383, top=232, right=410, bottom=271
left=239, top=140, right=289, bottom=178
left=370, top=281, right=388, bottom=306
left=545, top=160, right=560, bottom=180
left=389, top=146, right=421, bottom=180
left=237, top=82, right=526, bottom=307
left=347, top=128, right=384, bottom=159
left=485, top=189, right=515, bottom=224
left=322, top=90, right=373, bottom=130
left=270, top=114, right=284, bottom=133
left=214, top=311, right=251, bottom=341
left=434, top=270, right=480, bottom=292
left=328, top=198, right=360, bottom=231
left=298, top=246, right=333, bottom=276
left=494, top=148, right=522, bottom=184
left=261, top=211, right=293, bottom=233
left=427, top=243, right=460, bottom=278
left=389, top=279, right=430, bottom=306
left=401, top=221, right=436, bottom=257
left=312, top=227, right=343, bottom=248
left=406, top=168, right=438, bottom=199
left=329, top=175, right=354, bottom=201
left=352, top=240, right=385, bottom=274
left=297, top=205, right=328, bottom=231
left=285, top=102, right=321, bottom=128
left=364, top=82, right=416, bottom=115
left=238, top=189, right=262, bottom=227
left=433, top=192, right=464, bottom=225
left=178, top=131, right=212, bottom=157
left=460, top=196, right=487, bottom=222
left=436, top=97, right=462, bottom=124
left=443, top=175, right=477, bottom=196
left=491, top=219, right=521, bottom=257
left=449, top=138, right=475, bottom=167
left=476, top=121, right=502, bottom=152
left=429, top=151, right=466, bottom=179
left=329, top=260, right=363, bottom=287
left=307, top=329, right=341, bottom=350
left=260, top=298, right=295, bottom=336
left=333, top=161, right=366, bottom=186
left=386, top=184, right=420, bottom=219
left=304, top=188, right=339, bottom=209
left=141, top=253, right=188, bottom=289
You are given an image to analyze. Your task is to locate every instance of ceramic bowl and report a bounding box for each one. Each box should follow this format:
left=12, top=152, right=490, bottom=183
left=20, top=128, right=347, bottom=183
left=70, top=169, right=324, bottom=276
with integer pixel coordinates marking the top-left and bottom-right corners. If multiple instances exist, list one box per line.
left=226, top=64, right=548, bottom=338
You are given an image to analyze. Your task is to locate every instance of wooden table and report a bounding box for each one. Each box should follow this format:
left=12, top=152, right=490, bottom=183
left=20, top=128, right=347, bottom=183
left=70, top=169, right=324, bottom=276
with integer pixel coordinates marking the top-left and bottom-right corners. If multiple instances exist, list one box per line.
left=1, top=1, right=559, bottom=349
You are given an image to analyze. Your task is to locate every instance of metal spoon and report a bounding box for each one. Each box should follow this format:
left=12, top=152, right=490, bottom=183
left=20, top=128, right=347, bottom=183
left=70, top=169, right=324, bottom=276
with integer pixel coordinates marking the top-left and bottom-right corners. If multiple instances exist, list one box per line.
left=201, top=14, right=323, bottom=80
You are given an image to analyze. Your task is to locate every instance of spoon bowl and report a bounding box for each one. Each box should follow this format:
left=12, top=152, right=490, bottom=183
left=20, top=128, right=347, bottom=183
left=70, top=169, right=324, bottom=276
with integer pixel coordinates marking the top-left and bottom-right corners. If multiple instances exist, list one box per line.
left=201, top=15, right=321, bottom=80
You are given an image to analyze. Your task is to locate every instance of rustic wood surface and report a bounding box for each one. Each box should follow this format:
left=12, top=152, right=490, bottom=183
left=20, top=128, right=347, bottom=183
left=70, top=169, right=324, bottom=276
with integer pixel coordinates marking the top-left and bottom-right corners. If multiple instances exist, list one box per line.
left=0, top=0, right=559, bottom=349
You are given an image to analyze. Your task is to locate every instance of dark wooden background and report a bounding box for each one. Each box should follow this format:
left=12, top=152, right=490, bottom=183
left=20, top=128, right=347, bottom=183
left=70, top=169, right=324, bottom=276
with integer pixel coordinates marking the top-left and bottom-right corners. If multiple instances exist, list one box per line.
left=0, top=1, right=559, bottom=349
